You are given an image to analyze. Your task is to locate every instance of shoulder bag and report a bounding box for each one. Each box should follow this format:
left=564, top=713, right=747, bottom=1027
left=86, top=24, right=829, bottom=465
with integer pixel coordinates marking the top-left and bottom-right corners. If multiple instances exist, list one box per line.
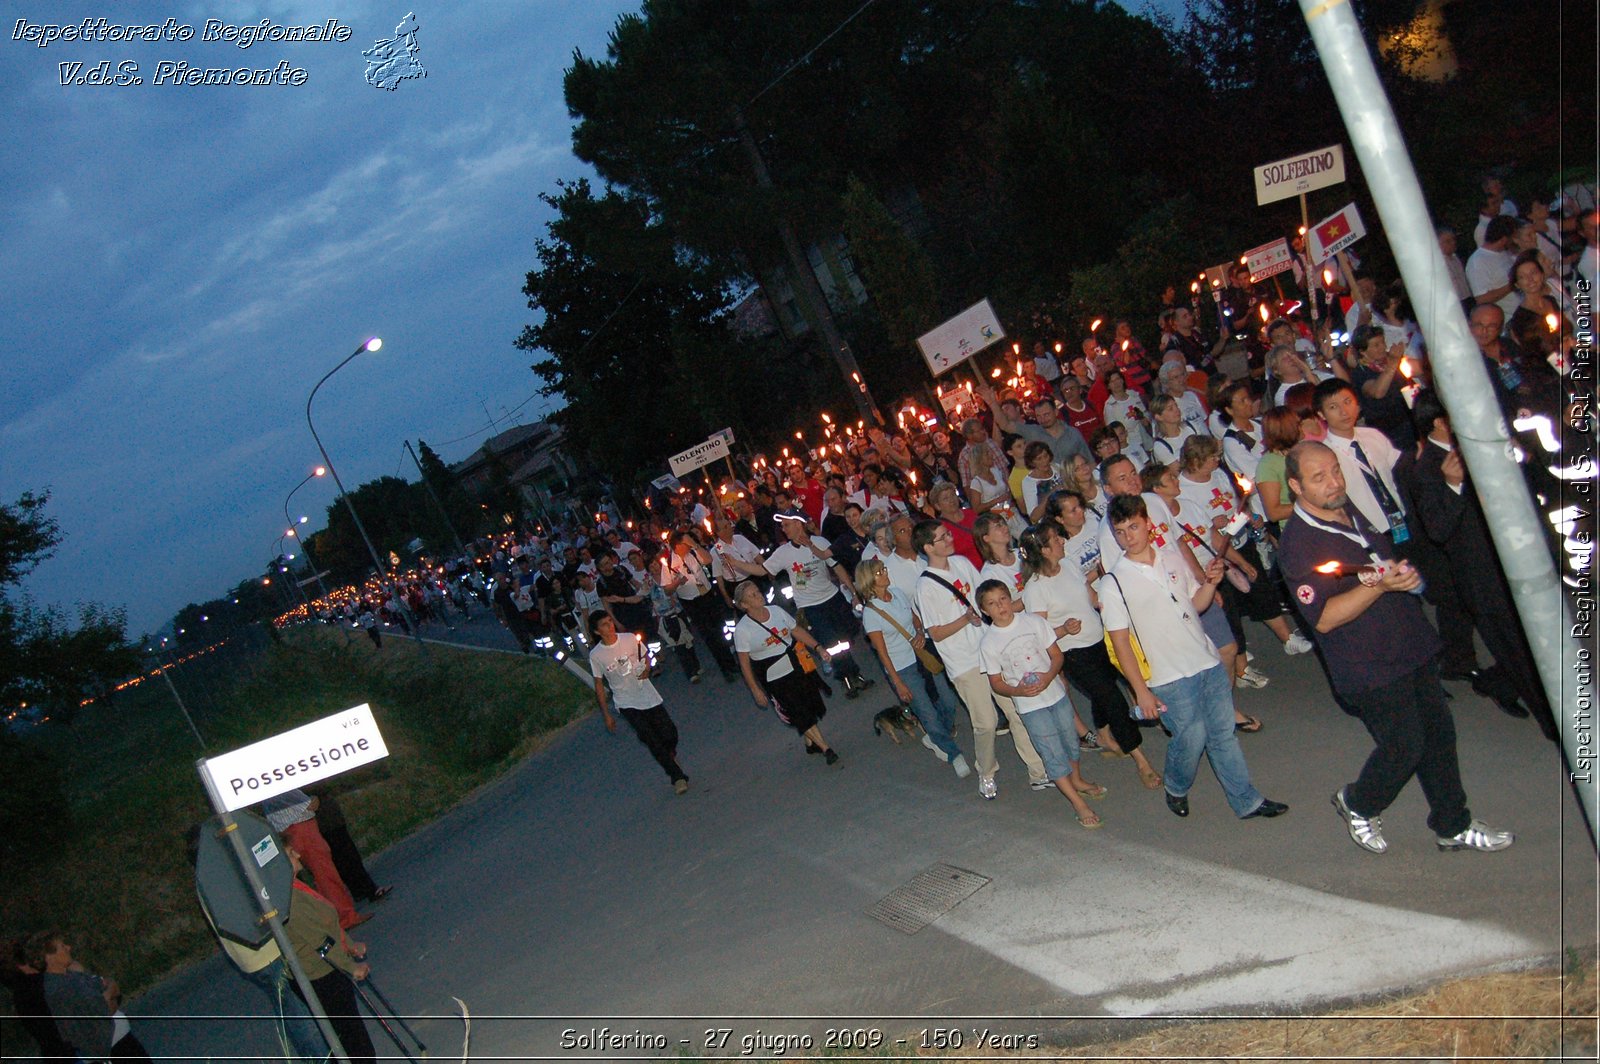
left=864, top=600, right=944, bottom=674
left=1100, top=573, right=1152, bottom=682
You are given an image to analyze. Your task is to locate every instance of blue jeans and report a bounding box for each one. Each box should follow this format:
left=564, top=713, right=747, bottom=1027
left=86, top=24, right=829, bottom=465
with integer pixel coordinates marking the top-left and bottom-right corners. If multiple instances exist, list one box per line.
left=244, top=956, right=325, bottom=1062
left=1152, top=664, right=1264, bottom=817
left=895, top=662, right=964, bottom=762
left=1015, top=696, right=1081, bottom=780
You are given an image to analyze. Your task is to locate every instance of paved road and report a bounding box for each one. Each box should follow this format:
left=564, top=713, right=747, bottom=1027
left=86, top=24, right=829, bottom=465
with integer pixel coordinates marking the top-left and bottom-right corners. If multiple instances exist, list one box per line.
left=134, top=611, right=1594, bottom=1060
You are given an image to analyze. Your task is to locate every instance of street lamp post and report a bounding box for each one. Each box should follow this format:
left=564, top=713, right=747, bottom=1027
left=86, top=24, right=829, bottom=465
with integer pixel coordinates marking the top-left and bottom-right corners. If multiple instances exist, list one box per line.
left=305, top=337, right=427, bottom=652
left=285, top=467, right=336, bottom=601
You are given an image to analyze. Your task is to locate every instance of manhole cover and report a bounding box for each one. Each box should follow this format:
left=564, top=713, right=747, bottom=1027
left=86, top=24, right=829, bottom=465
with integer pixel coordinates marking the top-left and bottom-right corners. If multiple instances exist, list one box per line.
left=868, top=863, right=990, bottom=934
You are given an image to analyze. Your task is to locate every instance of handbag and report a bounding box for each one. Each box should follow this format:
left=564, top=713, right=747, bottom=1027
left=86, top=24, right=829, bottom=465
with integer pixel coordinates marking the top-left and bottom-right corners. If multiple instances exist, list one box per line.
left=1100, top=573, right=1153, bottom=682
left=864, top=600, right=944, bottom=674
left=760, top=621, right=833, bottom=697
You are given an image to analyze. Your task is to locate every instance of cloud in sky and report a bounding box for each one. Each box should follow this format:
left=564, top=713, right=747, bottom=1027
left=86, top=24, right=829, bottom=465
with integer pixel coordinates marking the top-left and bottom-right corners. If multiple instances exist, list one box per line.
left=0, top=1, right=638, bottom=634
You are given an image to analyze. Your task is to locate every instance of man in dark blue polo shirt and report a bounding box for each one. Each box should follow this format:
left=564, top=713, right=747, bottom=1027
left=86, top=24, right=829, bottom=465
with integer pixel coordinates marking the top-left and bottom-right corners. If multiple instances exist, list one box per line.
left=1278, top=441, right=1513, bottom=856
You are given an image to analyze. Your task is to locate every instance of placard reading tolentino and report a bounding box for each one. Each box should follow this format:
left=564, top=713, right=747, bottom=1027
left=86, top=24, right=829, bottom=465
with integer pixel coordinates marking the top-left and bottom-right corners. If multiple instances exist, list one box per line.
left=917, top=299, right=1006, bottom=376
left=202, top=703, right=388, bottom=811
left=668, top=435, right=731, bottom=478
left=1253, top=144, right=1346, bottom=205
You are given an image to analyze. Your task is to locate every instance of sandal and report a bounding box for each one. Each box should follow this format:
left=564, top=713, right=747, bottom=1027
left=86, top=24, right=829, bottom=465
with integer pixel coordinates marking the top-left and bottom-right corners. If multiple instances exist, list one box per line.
left=1076, top=811, right=1104, bottom=829
left=1076, top=782, right=1108, bottom=800
left=1139, top=766, right=1164, bottom=790
left=1234, top=716, right=1263, bottom=733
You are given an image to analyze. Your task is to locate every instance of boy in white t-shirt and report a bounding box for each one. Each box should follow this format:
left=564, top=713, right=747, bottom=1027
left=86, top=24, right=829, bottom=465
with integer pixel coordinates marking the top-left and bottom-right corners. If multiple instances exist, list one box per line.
left=588, top=611, right=688, bottom=793
left=976, top=580, right=1105, bottom=828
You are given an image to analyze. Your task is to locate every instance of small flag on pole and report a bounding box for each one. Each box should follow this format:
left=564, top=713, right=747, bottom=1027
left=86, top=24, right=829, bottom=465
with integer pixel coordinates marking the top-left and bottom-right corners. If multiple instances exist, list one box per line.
left=1307, top=202, right=1366, bottom=262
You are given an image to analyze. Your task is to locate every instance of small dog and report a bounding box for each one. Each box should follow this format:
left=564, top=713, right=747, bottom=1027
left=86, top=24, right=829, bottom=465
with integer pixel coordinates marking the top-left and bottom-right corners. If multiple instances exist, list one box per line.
left=871, top=705, right=923, bottom=744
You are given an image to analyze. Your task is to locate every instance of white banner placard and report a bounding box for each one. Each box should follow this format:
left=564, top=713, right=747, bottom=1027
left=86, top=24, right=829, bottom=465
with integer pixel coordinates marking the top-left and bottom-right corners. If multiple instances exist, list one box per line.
left=916, top=298, right=1005, bottom=376
left=1244, top=238, right=1294, bottom=282
left=668, top=435, right=731, bottom=477
left=202, top=703, right=388, bottom=811
left=1306, top=202, right=1367, bottom=263
left=1253, top=144, right=1346, bottom=205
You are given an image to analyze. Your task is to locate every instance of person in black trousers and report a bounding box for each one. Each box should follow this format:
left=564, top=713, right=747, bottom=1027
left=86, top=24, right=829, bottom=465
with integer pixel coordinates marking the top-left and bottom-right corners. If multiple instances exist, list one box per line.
left=311, top=788, right=393, bottom=905
left=1404, top=392, right=1558, bottom=741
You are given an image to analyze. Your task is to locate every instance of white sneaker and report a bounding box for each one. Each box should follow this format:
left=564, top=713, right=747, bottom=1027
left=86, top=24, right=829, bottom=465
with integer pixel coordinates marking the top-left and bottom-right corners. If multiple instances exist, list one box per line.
left=978, top=775, right=998, bottom=800
left=1236, top=665, right=1271, bottom=688
left=951, top=754, right=972, bottom=779
left=1437, top=820, right=1515, bottom=852
left=922, top=734, right=946, bottom=761
left=1283, top=633, right=1314, bottom=656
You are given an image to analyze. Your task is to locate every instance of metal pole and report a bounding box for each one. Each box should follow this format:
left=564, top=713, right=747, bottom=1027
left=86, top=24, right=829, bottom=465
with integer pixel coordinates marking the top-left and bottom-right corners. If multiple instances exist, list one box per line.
left=285, top=476, right=352, bottom=646
left=1298, top=0, right=1595, bottom=838
left=404, top=439, right=469, bottom=558
left=306, top=340, right=428, bottom=654
left=154, top=651, right=205, bottom=748
left=195, top=762, right=351, bottom=1064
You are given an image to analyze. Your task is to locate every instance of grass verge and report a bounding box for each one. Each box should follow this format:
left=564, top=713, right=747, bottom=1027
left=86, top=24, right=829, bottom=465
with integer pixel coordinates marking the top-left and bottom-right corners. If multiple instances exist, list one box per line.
left=0, top=628, right=589, bottom=1001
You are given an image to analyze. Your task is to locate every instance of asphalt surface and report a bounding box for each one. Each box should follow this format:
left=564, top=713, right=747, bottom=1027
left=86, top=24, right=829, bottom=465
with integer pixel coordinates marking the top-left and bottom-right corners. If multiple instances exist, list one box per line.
left=132, top=609, right=1595, bottom=1060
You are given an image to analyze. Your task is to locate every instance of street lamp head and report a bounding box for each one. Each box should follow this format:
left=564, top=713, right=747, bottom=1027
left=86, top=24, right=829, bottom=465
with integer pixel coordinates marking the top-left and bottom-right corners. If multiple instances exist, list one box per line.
left=364, top=337, right=383, bottom=352
left=313, top=466, right=327, bottom=477
left=298, top=515, right=308, bottom=524
left=286, top=528, right=297, bottom=538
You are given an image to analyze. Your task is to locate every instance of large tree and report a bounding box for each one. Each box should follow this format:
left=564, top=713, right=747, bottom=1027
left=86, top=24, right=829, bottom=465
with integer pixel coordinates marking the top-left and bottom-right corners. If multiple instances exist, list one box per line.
left=515, top=179, right=812, bottom=483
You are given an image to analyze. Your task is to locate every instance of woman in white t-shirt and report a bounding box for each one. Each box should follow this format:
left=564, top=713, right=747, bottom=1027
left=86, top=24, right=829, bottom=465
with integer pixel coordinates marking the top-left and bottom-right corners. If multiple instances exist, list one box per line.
left=1019, top=441, right=1066, bottom=523
left=1099, top=369, right=1150, bottom=448
left=1147, top=394, right=1196, bottom=466
left=588, top=611, right=689, bottom=792
left=731, top=580, right=840, bottom=763
left=975, top=512, right=1026, bottom=604
left=854, top=558, right=970, bottom=776
left=1019, top=520, right=1161, bottom=789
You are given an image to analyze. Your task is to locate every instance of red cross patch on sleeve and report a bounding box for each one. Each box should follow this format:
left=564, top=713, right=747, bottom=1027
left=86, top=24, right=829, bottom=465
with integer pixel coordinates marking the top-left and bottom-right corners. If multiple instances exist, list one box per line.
left=1296, top=584, right=1316, bottom=605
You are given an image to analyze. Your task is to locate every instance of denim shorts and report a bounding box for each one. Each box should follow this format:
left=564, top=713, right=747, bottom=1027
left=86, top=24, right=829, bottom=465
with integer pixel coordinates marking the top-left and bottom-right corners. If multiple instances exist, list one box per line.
left=1016, top=697, right=1081, bottom=780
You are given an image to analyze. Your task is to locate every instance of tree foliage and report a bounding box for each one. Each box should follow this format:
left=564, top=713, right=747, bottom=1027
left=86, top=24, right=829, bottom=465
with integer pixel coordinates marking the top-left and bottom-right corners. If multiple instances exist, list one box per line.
left=515, top=179, right=814, bottom=484
left=0, top=492, right=140, bottom=714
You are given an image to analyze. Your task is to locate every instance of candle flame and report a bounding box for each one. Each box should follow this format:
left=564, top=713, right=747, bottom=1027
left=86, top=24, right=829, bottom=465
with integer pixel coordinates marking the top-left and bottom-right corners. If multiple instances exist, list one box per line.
left=821, top=412, right=832, bottom=423
left=936, top=384, right=944, bottom=396
left=1016, top=360, right=1024, bottom=377
left=1190, top=281, right=1200, bottom=293
left=1399, top=357, right=1414, bottom=380
left=782, top=447, right=789, bottom=458
left=1121, top=339, right=1130, bottom=351
left=1012, top=342, right=1020, bottom=355
left=1090, top=318, right=1103, bottom=332
left=852, top=372, right=861, bottom=383
left=1545, top=312, right=1560, bottom=333
left=1238, top=477, right=1252, bottom=493
left=1314, top=561, right=1342, bottom=574
left=1298, top=225, right=1307, bottom=236
left=1323, top=268, right=1334, bottom=286
left=1054, top=341, right=1063, bottom=353
left=794, top=431, right=803, bottom=440
left=991, top=367, right=1002, bottom=378
left=908, top=470, right=918, bottom=484
left=1260, top=304, right=1271, bottom=322
left=1239, top=255, right=1248, bottom=265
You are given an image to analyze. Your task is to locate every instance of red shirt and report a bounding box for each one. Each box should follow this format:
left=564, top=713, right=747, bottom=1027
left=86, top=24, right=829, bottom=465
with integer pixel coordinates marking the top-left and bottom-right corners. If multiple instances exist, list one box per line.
left=1063, top=401, right=1103, bottom=439
left=937, top=509, right=984, bottom=566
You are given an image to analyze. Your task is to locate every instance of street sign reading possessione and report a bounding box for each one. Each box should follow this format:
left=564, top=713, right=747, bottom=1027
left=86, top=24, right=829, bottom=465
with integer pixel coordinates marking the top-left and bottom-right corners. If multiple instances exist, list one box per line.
left=200, top=703, right=389, bottom=812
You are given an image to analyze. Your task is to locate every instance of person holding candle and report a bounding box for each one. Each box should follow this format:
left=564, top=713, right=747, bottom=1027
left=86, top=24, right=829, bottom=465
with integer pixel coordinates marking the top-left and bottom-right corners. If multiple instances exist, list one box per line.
left=731, top=581, right=841, bottom=764
left=1347, top=325, right=1414, bottom=448
left=1099, top=494, right=1288, bottom=822
left=589, top=611, right=689, bottom=793
left=1278, top=441, right=1514, bottom=854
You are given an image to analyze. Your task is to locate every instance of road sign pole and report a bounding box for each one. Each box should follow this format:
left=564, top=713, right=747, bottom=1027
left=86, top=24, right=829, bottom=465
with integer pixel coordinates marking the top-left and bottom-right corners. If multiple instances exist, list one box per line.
left=195, top=760, right=350, bottom=1063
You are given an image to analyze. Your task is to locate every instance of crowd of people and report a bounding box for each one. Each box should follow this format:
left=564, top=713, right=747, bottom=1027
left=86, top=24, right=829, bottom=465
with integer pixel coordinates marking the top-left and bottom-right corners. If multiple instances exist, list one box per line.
left=377, top=178, right=1590, bottom=851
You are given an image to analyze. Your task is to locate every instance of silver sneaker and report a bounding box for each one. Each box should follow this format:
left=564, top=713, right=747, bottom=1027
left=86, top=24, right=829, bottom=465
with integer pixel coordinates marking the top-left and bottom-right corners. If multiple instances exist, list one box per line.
left=1331, top=788, right=1387, bottom=853
left=1437, top=820, right=1514, bottom=852
left=978, top=775, right=998, bottom=800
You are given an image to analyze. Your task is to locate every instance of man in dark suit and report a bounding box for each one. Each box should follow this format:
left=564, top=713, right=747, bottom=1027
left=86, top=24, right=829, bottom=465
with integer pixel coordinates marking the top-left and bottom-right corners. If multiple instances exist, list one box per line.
left=1404, top=391, right=1558, bottom=742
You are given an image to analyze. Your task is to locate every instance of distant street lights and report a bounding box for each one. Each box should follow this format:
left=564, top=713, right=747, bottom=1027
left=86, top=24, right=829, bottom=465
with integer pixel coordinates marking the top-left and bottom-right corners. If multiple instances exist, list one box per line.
left=284, top=465, right=340, bottom=608
left=305, top=337, right=426, bottom=651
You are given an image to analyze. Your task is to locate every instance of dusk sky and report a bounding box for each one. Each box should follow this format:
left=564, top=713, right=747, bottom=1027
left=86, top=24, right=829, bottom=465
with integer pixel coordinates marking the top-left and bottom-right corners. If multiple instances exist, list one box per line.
left=2, top=1, right=642, bottom=636
left=3, top=1, right=1170, bottom=639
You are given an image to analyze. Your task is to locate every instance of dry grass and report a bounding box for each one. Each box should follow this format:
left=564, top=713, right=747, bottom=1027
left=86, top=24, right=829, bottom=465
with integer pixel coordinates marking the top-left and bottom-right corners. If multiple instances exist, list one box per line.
left=934, top=962, right=1597, bottom=1062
